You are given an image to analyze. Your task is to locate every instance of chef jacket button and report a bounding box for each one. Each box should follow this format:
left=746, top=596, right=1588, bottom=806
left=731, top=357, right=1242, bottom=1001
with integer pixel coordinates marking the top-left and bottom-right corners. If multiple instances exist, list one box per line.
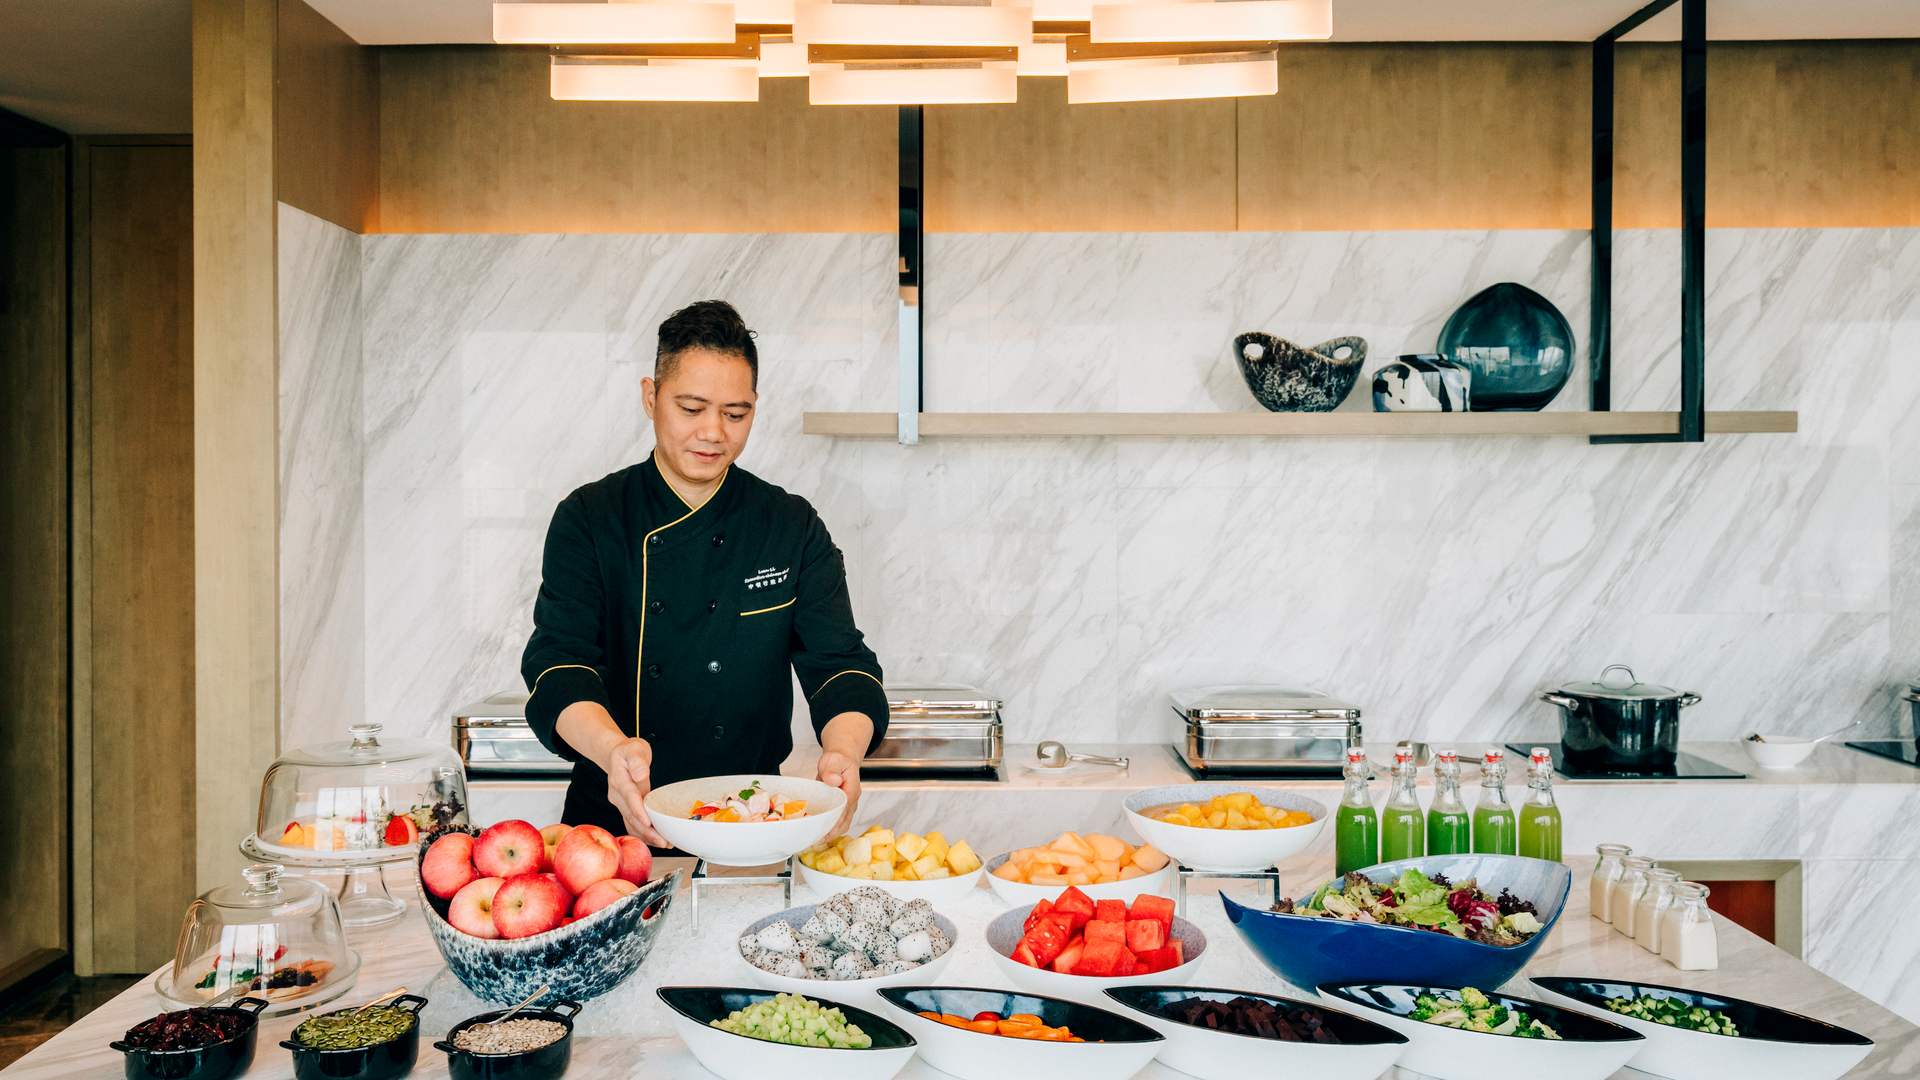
left=708, top=660, right=722, bottom=673
left=647, top=534, right=662, bottom=547
left=648, top=600, right=662, bottom=614
left=712, top=534, right=725, bottom=547
left=708, top=600, right=717, bottom=613
left=711, top=724, right=725, bottom=740
left=646, top=664, right=661, bottom=679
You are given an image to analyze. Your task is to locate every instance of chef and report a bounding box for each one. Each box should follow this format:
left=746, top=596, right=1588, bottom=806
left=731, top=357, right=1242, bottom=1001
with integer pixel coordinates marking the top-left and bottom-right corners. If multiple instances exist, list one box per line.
left=520, top=299, right=887, bottom=849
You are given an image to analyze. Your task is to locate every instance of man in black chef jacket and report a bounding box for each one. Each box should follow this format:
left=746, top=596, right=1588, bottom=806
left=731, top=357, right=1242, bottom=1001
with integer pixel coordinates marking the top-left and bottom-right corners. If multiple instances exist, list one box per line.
left=520, top=300, right=887, bottom=848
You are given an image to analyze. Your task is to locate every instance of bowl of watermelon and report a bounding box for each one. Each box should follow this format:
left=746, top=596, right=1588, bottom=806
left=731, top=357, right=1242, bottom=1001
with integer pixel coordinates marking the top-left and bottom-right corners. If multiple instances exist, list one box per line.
left=986, top=888, right=1207, bottom=1006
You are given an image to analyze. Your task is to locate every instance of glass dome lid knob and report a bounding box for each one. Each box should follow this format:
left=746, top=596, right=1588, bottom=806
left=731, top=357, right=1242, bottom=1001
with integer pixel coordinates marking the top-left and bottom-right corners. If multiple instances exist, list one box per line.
left=348, top=723, right=383, bottom=751
left=241, top=862, right=283, bottom=896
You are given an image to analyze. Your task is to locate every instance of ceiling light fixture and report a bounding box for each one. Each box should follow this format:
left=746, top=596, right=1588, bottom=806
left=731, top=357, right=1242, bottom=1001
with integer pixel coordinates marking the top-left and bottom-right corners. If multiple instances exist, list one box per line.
left=618, top=0, right=797, bottom=30
left=1018, top=36, right=1069, bottom=76
left=757, top=35, right=810, bottom=76
left=1066, top=47, right=1278, bottom=103
left=495, top=3, right=738, bottom=45
left=794, top=2, right=1034, bottom=48
left=550, top=55, right=761, bottom=100
left=1089, top=0, right=1330, bottom=43
left=808, top=61, right=1019, bottom=105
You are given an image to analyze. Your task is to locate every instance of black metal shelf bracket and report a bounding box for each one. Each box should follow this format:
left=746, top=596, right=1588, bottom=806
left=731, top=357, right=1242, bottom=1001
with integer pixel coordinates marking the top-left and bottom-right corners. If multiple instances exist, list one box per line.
left=1590, top=0, right=1707, bottom=444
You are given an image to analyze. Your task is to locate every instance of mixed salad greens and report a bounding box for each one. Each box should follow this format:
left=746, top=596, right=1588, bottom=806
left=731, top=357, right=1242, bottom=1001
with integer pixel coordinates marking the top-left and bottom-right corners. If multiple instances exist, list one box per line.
left=1411, top=987, right=1561, bottom=1039
left=1273, top=869, right=1545, bottom=946
left=1605, top=994, right=1740, bottom=1036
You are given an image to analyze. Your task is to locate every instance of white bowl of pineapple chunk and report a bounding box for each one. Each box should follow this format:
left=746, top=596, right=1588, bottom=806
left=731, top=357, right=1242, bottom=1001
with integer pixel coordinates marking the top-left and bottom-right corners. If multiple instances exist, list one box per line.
left=797, top=826, right=987, bottom=904
left=1122, top=784, right=1328, bottom=873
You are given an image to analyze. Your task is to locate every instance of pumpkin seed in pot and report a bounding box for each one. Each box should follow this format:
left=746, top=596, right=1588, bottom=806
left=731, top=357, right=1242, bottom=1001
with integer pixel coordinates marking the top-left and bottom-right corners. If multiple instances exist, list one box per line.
left=293, top=1005, right=415, bottom=1050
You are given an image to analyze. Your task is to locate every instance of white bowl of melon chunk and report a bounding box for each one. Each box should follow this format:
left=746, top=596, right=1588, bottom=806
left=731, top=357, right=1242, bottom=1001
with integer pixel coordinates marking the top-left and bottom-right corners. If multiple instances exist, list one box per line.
left=986, top=831, right=1175, bottom=907
left=797, top=826, right=986, bottom=904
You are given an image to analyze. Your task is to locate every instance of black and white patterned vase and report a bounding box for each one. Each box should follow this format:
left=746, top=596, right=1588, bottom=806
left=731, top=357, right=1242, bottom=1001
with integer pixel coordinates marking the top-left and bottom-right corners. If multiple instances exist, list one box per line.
left=1232, top=333, right=1368, bottom=412
left=1372, top=354, right=1473, bottom=412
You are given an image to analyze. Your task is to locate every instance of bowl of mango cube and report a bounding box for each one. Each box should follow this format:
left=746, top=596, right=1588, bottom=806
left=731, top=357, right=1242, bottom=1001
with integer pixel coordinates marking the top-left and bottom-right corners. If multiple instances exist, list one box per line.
left=798, top=826, right=987, bottom=904
left=1122, top=785, right=1328, bottom=873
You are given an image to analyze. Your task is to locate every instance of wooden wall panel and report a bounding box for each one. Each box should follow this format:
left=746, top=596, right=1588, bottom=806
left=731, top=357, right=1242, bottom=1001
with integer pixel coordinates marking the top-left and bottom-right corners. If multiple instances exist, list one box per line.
left=193, top=0, right=281, bottom=897
left=0, top=143, right=71, bottom=984
left=1238, top=44, right=1590, bottom=230
left=83, top=143, right=197, bottom=974
left=1613, top=41, right=1920, bottom=228
left=375, top=48, right=894, bottom=233
left=276, top=0, right=379, bottom=231
left=925, top=77, right=1238, bottom=231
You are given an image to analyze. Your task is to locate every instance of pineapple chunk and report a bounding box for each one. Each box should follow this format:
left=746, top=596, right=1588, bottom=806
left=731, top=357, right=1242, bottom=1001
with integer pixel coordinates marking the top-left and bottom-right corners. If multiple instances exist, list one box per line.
left=870, top=843, right=894, bottom=865
left=894, top=860, right=920, bottom=881
left=946, top=840, right=981, bottom=874
left=1206, top=810, right=1227, bottom=828
left=843, top=863, right=876, bottom=879
left=870, top=861, right=895, bottom=880
left=910, top=853, right=941, bottom=878
left=816, top=851, right=848, bottom=875
left=862, top=828, right=895, bottom=848
left=923, top=833, right=950, bottom=864
left=895, top=832, right=929, bottom=861
left=1223, top=792, right=1256, bottom=812
left=1226, top=808, right=1250, bottom=829
left=842, top=836, right=873, bottom=867
left=923, top=866, right=952, bottom=879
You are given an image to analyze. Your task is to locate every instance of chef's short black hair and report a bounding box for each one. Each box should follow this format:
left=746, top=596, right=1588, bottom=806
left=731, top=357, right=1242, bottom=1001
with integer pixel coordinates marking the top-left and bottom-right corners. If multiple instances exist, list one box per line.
left=656, top=300, right=759, bottom=389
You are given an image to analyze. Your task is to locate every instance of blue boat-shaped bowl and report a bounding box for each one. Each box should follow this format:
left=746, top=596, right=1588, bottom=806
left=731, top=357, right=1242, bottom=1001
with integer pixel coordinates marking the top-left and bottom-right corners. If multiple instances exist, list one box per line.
left=1221, top=854, right=1571, bottom=993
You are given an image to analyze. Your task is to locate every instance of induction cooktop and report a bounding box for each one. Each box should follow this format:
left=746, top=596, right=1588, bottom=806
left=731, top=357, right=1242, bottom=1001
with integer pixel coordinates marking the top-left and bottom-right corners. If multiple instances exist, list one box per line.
left=1845, top=740, right=1920, bottom=768
left=1505, top=743, right=1747, bottom=780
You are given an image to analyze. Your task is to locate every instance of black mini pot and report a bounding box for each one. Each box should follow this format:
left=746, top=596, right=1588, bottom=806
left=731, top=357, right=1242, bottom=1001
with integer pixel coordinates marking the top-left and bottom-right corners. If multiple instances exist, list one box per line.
left=435, top=1000, right=581, bottom=1080
left=281, top=994, right=429, bottom=1080
left=1541, top=665, right=1701, bottom=771
left=112, top=997, right=268, bottom=1080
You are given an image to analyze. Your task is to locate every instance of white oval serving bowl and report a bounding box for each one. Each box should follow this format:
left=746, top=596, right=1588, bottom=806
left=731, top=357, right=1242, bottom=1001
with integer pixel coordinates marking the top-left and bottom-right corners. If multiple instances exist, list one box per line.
left=983, top=853, right=1175, bottom=908
left=1121, top=784, right=1328, bottom=873
left=1742, top=737, right=1819, bottom=770
left=796, top=860, right=984, bottom=906
left=983, top=905, right=1206, bottom=1006
left=878, top=985, right=1165, bottom=1080
left=736, top=901, right=959, bottom=1009
left=1101, top=985, right=1409, bottom=1080
left=1318, top=982, right=1643, bottom=1080
left=646, top=774, right=845, bottom=867
left=657, top=986, right=917, bottom=1080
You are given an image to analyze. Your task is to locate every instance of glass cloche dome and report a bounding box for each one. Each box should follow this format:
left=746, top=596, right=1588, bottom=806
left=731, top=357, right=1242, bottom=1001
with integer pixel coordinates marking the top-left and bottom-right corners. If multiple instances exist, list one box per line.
left=253, top=723, right=468, bottom=862
left=158, top=863, right=359, bottom=1015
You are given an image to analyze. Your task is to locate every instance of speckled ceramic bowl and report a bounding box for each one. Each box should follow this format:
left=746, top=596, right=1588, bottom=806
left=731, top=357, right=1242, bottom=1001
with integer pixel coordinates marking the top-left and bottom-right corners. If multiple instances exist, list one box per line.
left=418, top=834, right=681, bottom=1004
left=1122, top=784, right=1327, bottom=872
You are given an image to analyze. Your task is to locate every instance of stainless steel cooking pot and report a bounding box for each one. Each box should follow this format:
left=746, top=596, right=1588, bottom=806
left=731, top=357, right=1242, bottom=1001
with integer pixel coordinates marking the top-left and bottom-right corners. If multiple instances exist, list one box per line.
left=1539, top=665, right=1701, bottom=770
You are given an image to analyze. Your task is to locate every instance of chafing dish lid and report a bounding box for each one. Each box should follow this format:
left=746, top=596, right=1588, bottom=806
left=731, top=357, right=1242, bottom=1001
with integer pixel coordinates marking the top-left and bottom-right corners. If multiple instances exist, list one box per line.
left=1171, top=684, right=1361, bottom=721
left=886, top=683, right=1002, bottom=717
left=454, top=692, right=529, bottom=727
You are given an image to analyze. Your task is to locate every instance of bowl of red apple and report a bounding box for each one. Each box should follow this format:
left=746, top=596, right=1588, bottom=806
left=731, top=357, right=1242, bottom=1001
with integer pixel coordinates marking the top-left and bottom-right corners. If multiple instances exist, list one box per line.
left=985, top=887, right=1208, bottom=1006
left=416, top=820, right=680, bottom=1004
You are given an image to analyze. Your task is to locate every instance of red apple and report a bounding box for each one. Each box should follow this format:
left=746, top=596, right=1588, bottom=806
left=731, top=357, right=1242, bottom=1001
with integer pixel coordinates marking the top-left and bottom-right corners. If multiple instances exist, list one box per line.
left=421, top=833, right=477, bottom=900
left=473, top=820, right=543, bottom=879
left=573, top=878, right=639, bottom=918
left=539, top=824, right=572, bottom=870
left=491, top=872, right=571, bottom=939
left=552, top=824, right=620, bottom=895
left=448, top=877, right=504, bottom=938
left=615, top=836, right=652, bottom=885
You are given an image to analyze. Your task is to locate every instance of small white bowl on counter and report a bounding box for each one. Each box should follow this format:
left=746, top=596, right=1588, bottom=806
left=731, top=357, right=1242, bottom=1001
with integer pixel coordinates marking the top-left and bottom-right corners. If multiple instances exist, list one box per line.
left=646, top=774, right=844, bottom=867
left=657, top=986, right=918, bottom=1080
left=1742, top=736, right=1820, bottom=770
left=1121, top=784, right=1327, bottom=873
left=983, top=905, right=1207, bottom=1006
left=983, top=853, right=1175, bottom=908
left=795, top=860, right=984, bottom=906
left=1318, top=982, right=1644, bottom=1080
left=878, top=986, right=1165, bottom=1080
left=736, top=900, right=959, bottom=1009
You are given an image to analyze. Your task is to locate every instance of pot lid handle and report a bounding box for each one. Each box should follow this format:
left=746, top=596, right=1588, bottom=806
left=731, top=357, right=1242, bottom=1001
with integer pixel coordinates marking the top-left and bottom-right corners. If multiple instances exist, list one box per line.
left=1598, top=664, right=1638, bottom=689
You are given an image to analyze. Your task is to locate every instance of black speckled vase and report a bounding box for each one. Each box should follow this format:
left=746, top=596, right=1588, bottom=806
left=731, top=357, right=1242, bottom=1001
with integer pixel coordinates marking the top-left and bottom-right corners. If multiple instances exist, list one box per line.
left=1437, top=282, right=1576, bottom=411
left=1232, top=333, right=1368, bottom=412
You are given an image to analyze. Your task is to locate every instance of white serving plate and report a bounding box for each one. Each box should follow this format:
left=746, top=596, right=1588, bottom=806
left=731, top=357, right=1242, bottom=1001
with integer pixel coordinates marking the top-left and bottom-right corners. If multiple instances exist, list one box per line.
left=1100, top=986, right=1408, bottom=1080
left=658, top=987, right=917, bottom=1080
left=983, top=905, right=1206, bottom=1007
left=1318, top=983, right=1643, bottom=1080
left=796, top=859, right=984, bottom=906
left=1121, top=783, right=1327, bottom=873
left=983, top=853, right=1175, bottom=908
left=646, top=774, right=845, bottom=867
left=878, top=986, right=1165, bottom=1080
left=736, top=902, right=959, bottom=1010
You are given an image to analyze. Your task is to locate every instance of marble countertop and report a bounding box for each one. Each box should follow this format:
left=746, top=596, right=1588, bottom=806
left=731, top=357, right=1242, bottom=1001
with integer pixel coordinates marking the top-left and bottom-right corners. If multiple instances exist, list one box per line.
left=11, top=857, right=1914, bottom=1078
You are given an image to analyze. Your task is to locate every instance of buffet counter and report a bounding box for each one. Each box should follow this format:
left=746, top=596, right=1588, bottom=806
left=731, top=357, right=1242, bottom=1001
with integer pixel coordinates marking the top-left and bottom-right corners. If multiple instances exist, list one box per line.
left=9, top=857, right=1917, bottom=1078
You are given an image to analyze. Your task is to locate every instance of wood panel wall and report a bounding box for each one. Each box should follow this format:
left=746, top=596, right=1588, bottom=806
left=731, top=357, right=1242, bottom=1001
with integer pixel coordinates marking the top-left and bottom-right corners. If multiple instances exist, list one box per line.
left=0, top=141, right=71, bottom=988
left=364, top=39, right=1920, bottom=233
left=75, top=141, right=198, bottom=974
left=276, top=0, right=379, bottom=231
left=193, top=0, right=281, bottom=899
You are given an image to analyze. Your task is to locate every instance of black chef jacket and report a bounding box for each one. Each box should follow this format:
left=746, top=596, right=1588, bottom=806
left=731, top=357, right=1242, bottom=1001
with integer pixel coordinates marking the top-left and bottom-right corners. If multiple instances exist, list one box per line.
left=519, top=456, right=888, bottom=837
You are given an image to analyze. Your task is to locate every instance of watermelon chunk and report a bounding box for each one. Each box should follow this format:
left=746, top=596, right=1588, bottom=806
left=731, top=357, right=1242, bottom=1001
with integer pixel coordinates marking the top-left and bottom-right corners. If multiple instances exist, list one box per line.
left=1128, top=894, right=1176, bottom=929
left=1021, top=921, right=1068, bottom=968
left=1133, top=945, right=1182, bottom=973
left=1071, top=939, right=1127, bottom=977
left=1094, top=899, right=1127, bottom=924
left=1023, top=898, right=1055, bottom=935
left=1040, top=912, right=1076, bottom=940
left=1053, top=886, right=1096, bottom=929
left=1084, top=920, right=1127, bottom=947
left=1012, top=941, right=1041, bottom=968
left=1111, top=948, right=1139, bottom=977
left=1125, top=918, right=1166, bottom=953
left=1050, top=940, right=1084, bottom=974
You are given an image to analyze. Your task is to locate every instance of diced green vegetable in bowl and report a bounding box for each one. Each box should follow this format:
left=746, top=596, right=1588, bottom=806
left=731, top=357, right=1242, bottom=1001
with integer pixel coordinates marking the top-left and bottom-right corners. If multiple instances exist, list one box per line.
left=1604, top=995, right=1738, bottom=1036
left=1410, top=987, right=1560, bottom=1039
left=711, top=992, right=873, bottom=1049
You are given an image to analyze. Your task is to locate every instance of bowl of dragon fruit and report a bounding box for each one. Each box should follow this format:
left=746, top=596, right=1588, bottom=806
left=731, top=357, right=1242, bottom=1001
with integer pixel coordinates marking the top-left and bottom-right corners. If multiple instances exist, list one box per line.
left=737, top=887, right=959, bottom=1008
left=1222, top=854, right=1570, bottom=993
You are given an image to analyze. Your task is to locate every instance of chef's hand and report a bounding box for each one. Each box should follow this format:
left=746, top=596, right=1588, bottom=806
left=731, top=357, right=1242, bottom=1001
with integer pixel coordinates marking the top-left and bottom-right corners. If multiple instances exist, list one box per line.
left=817, top=712, right=874, bottom=839
left=605, top=737, right=668, bottom=848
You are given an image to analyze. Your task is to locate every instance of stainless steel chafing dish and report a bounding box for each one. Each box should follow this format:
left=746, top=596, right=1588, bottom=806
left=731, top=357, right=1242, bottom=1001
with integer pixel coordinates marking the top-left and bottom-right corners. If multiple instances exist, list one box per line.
left=452, top=692, right=571, bottom=775
left=866, top=684, right=1004, bottom=774
left=1172, top=684, right=1362, bottom=777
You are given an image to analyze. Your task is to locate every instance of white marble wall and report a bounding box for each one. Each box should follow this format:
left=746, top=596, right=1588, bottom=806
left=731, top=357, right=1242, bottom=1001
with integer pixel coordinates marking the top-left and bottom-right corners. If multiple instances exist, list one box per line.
left=277, top=219, right=1920, bottom=755
left=278, top=204, right=367, bottom=745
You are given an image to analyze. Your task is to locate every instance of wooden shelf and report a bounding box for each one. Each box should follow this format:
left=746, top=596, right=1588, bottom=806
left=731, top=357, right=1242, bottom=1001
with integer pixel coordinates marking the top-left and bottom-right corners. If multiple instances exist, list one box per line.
left=803, top=410, right=1799, bottom=438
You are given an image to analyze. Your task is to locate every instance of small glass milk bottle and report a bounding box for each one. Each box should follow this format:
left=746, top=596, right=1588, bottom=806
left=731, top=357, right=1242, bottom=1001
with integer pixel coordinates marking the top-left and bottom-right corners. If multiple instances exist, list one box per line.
left=1662, top=882, right=1719, bottom=970
left=1591, top=843, right=1632, bottom=923
left=1611, top=856, right=1654, bottom=937
left=1636, top=868, right=1681, bottom=953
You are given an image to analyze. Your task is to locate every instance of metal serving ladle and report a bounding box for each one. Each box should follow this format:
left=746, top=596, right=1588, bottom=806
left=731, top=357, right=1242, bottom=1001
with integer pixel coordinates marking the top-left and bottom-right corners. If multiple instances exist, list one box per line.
left=1035, top=740, right=1130, bottom=770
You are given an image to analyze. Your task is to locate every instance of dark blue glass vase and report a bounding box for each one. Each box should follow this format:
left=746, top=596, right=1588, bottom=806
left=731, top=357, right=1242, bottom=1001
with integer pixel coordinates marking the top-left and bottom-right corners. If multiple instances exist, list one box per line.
left=1436, top=282, right=1575, bottom=411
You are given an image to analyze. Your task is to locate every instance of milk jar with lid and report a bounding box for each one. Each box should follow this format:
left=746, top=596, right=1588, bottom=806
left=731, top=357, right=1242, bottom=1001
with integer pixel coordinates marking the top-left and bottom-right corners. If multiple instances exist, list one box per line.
left=1635, top=868, right=1681, bottom=952
left=1611, top=856, right=1655, bottom=937
left=1663, top=882, right=1718, bottom=969
left=1591, top=843, right=1632, bottom=923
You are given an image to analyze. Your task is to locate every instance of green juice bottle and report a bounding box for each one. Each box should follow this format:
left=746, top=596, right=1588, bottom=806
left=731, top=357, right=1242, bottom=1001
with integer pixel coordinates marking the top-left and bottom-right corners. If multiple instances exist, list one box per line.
left=1471, top=749, right=1518, bottom=855
left=1425, top=749, right=1471, bottom=854
left=1333, top=747, right=1379, bottom=876
left=1518, top=745, right=1564, bottom=861
left=1380, top=746, right=1426, bottom=862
